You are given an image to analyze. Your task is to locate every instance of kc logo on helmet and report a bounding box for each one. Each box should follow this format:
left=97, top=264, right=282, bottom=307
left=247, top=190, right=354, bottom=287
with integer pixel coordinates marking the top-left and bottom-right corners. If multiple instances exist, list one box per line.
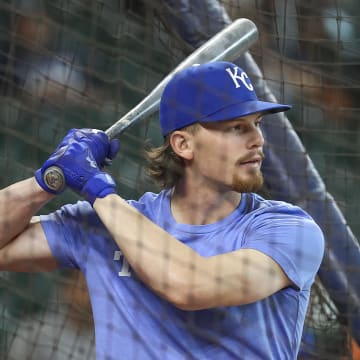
left=225, top=66, right=254, bottom=91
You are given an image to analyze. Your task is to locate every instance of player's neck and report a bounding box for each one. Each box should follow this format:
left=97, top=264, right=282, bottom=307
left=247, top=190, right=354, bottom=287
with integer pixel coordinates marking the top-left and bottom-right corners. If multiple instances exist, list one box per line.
left=170, top=180, right=241, bottom=226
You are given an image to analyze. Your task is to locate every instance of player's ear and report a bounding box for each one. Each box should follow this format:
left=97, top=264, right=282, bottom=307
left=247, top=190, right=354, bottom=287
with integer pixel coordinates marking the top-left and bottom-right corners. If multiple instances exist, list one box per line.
left=169, top=130, right=194, bottom=161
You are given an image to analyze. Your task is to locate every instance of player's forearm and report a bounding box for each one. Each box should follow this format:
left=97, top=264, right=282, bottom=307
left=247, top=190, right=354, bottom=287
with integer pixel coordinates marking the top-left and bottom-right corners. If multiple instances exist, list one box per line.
left=94, top=194, right=207, bottom=309
left=0, top=177, right=54, bottom=247
left=93, top=194, right=292, bottom=310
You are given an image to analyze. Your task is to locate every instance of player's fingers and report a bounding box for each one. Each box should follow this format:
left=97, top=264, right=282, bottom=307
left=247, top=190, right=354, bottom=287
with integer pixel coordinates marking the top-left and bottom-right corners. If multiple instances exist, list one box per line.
left=102, top=139, right=121, bottom=166
left=74, top=129, right=109, bottom=164
left=108, top=139, right=121, bottom=160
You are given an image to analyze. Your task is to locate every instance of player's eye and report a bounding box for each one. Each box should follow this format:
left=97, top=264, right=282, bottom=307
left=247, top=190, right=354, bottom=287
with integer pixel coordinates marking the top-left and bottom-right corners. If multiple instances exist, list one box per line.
left=225, top=124, right=243, bottom=133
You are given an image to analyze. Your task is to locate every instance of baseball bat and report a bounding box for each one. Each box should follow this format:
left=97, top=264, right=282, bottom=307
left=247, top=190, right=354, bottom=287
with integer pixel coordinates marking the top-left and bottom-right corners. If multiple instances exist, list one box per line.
left=105, top=18, right=258, bottom=139
left=42, top=18, right=258, bottom=192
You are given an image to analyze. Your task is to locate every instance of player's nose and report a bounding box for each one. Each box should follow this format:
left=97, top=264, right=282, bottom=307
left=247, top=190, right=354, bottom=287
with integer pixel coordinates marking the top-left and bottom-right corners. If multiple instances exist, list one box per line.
left=247, top=124, right=264, bottom=149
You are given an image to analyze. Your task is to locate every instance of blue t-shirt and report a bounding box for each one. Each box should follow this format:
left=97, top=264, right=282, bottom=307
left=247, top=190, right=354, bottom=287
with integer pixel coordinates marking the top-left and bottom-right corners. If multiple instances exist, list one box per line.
left=40, top=190, right=324, bottom=360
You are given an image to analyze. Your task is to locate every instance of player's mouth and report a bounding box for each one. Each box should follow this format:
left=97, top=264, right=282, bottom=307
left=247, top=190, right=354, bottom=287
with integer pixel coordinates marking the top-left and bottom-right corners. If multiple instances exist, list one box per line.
left=239, top=158, right=262, bottom=168
left=238, top=152, right=264, bottom=168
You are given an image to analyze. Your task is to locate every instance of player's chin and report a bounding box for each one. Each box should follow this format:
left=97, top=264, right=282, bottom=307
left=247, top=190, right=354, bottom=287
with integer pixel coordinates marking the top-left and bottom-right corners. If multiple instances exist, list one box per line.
left=232, top=171, right=264, bottom=193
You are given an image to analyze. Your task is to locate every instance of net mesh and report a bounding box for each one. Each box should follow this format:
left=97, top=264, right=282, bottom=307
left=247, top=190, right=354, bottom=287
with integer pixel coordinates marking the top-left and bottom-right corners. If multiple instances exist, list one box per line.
left=0, top=0, right=359, bottom=359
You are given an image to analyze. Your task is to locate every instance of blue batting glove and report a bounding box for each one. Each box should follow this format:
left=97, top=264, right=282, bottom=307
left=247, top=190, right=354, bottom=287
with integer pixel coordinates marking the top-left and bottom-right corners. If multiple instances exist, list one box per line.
left=62, top=144, right=117, bottom=205
left=57, top=128, right=120, bottom=167
left=35, top=129, right=120, bottom=202
left=81, top=171, right=117, bottom=206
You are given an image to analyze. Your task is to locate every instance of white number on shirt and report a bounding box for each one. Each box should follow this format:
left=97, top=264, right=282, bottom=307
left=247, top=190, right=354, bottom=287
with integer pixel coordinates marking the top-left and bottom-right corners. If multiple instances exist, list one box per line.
left=113, top=250, right=132, bottom=277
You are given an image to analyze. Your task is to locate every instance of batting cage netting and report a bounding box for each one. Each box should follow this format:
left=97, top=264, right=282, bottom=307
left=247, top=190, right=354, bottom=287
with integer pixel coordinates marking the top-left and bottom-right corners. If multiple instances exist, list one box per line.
left=0, top=0, right=359, bottom=359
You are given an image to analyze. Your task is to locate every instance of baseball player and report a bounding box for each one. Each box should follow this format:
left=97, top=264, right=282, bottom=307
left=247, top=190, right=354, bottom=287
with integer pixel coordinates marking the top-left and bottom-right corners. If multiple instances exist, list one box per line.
left=0, top=61, right=324, bottom=359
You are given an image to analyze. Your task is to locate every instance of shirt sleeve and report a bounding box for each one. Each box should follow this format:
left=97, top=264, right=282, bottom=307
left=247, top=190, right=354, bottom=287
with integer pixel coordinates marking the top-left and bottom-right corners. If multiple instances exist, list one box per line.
left=242, top=204, right=325, bottom=290
left=40, top=201, right=103, bottom=270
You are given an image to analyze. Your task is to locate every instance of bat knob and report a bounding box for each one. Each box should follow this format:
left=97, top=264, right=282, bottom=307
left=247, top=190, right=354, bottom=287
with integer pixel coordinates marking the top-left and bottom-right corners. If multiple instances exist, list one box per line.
left=43, top=166, right=66, bottom=193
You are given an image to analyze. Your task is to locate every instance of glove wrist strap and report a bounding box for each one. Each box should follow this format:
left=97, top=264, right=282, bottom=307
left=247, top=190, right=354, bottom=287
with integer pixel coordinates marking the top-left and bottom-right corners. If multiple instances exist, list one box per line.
left=82, top=172, right=117, bottom=206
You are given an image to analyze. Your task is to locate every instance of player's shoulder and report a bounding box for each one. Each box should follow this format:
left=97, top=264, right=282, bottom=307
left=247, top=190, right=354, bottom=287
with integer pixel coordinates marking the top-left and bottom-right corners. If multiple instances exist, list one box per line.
left=127, top=189, right=169, bottom=216
left=128, top=190, right=164, bottom=205
left=41, top=200, right=100, bottom=225
left=246, top=192, right=313, bottom=220
left=245, top=193, right=324, bottom=249
left=57, top=200, right=93, bottom=216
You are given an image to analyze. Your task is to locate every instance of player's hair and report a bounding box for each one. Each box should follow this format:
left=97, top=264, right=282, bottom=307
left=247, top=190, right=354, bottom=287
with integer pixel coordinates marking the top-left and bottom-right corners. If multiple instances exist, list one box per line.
left=145, top=123, right=200, bottom=189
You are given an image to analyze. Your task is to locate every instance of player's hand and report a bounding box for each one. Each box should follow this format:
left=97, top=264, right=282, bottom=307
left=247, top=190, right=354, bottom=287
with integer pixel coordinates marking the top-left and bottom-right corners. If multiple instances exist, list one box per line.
left=35, top=129, right=120, bottom=205
left=51, top=128, right=120, bottom=167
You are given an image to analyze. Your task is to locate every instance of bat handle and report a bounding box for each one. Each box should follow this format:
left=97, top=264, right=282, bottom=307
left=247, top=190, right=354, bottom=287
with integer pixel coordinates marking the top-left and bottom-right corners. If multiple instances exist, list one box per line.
left=42, top=134, right=115, bottom=193
left=42, top=158, right=116, bottom=194
left=42, top=165, right=66, bottom=193
left=105, top=99, right=160, bottom=139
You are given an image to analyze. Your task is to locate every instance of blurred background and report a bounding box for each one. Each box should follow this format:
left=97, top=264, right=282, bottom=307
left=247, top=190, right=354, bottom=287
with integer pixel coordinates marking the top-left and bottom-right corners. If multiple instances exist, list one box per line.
left=0, top=0, right=359, bottom=359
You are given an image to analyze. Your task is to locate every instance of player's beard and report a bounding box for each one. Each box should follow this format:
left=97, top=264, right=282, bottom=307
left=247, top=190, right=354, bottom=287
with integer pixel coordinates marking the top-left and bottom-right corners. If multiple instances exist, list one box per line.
left=231, top=167, right=264, bottom=193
